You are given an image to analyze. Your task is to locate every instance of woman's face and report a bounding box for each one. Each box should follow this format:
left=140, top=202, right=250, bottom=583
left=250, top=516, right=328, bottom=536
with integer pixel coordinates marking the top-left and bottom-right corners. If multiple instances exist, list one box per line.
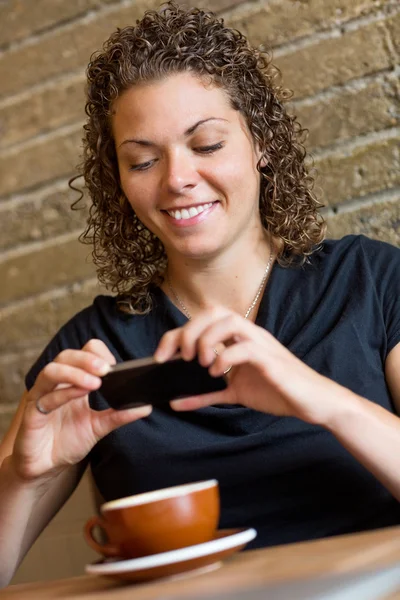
left=112, top=72, right=264, bottom=262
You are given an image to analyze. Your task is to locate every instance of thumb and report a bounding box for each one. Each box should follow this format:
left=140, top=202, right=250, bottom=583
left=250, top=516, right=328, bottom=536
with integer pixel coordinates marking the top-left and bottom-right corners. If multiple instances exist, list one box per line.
left=93, top=405, right=153, bottom=440
left=170, top=388, right=234, bottom=411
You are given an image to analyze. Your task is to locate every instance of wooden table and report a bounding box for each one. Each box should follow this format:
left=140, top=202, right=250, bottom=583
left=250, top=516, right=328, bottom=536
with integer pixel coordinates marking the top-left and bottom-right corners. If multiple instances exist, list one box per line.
left=2, top=526, right=400, bottom=599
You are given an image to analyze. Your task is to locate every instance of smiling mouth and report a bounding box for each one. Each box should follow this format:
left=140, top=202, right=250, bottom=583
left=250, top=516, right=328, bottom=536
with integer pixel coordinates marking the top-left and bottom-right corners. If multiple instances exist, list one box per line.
left=164, top=202, right=216, bottom=220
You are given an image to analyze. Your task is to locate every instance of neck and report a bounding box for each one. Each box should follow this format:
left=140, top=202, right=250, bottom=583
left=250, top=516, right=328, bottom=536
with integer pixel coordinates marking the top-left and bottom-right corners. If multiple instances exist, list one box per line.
left=163, top=230, right=274, bottom=320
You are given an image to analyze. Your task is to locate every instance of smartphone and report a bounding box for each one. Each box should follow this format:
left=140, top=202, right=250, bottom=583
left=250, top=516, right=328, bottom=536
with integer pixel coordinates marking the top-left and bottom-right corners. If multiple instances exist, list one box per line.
left=100, top=354, right=227, bottom=409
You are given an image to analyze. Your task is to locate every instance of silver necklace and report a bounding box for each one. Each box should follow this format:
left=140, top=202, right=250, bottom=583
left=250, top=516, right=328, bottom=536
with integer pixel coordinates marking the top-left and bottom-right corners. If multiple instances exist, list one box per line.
left=166, top=251, right=274, bottom=374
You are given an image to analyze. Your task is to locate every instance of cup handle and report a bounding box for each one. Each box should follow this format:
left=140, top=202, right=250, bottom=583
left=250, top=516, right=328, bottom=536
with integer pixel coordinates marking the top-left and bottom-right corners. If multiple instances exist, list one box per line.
left=83, top=516, right=121, bottom=557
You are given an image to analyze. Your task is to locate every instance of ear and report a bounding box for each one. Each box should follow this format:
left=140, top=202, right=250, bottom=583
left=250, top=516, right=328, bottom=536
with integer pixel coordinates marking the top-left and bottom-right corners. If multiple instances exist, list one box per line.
left=255, top=145, right=268, bottom=169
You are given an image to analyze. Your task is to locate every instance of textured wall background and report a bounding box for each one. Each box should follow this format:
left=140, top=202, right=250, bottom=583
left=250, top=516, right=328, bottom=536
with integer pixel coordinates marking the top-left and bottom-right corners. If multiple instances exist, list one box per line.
left=0, top=0, right=399, bottom=583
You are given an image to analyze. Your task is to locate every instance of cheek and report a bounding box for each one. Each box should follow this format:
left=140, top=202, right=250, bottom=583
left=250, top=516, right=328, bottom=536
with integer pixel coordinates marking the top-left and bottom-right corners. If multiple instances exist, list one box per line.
left=121, top=177, right=154, bottom=214
left=215, top=151, right=259, bottom=194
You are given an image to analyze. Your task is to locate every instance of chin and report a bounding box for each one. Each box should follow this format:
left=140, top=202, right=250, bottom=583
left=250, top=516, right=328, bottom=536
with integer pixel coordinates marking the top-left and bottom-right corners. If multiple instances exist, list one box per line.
left=172, top=241, right=223, bottom=260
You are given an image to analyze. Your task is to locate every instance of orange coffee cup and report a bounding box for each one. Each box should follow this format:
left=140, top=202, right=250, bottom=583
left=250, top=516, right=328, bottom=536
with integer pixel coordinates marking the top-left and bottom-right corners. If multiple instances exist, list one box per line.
left=84, top=479, right=219, bottom=558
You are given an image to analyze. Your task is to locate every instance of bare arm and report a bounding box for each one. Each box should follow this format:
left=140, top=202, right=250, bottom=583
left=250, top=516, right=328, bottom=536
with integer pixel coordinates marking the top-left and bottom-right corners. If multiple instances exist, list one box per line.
left=0, top=340, right=152, bottom=587
left=157, top=309, right=400, bottom=502
left=323, top=342, right=400, bottom=500
left=0, top=392, right=83, bottom=586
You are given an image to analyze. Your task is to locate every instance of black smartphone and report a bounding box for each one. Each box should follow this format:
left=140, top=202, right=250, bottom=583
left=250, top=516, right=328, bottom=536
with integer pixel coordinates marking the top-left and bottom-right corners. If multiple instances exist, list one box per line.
left=100, top=354, right=227, bottom=409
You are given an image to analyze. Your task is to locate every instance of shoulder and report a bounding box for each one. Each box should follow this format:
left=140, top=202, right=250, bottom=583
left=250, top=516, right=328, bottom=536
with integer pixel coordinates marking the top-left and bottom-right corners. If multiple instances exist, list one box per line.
left=24, top=294, right=126, bottom=390
left=53, top=294, right=121, bottom=347
left=312, top=234, right=399, bottom=272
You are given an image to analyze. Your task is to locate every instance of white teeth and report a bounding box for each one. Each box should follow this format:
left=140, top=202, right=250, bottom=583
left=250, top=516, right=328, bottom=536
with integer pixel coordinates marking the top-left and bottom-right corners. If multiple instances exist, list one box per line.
left=181, top=208, right=190, bottom=219
left=167, top=202, right=213, bottom=220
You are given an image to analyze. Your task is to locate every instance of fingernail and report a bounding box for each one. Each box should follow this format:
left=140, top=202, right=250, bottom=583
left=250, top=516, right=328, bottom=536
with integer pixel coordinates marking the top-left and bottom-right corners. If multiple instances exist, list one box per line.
left=134, top=405, right=152, bottom=416
left=92, top=359, right=110, bottom=375
left=84, top=374, right=102, bottom=387
left=153, top=351, right=166, bottom=363
left=170, top=399, right=186, bottom=410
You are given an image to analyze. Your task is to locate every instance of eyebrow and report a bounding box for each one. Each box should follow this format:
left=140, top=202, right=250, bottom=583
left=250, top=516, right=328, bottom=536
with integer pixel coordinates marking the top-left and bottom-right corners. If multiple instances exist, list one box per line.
left=118, top=117, right=228, bottom=148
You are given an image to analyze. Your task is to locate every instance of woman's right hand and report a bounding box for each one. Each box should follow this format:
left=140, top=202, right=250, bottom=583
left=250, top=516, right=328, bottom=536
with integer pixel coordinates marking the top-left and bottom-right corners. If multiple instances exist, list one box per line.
left=10, top=339, right=152, bottom=482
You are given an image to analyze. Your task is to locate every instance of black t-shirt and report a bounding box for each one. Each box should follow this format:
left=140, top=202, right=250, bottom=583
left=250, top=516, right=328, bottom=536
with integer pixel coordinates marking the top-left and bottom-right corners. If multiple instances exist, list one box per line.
left=25, top=235, right=400, bottom=548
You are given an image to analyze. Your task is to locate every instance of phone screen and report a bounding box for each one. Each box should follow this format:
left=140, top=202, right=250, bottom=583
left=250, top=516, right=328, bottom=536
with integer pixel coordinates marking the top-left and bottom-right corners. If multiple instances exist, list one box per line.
left=100, top=354, right=227, bottom=409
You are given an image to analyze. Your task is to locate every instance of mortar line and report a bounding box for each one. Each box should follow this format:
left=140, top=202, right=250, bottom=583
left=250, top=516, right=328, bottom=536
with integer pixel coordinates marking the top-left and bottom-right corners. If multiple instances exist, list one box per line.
left=0, top=229, right=87, bottom=263
left=0, top=176, right=83, bottom=207
left=0, top=179, right=74, bottom=211
left=0, top=276, right=101, bottom=319
left=0, top=346, right=52, bottom=363
left=381, top=13, right=399, bottom=64
left=273, top=3, right=400, bottom=58
left=289, top=67, right=400, bottom=108
left=0, top=121, right=83, bottom=158
left=0, top=0, right=136, bottom=56
left=311, top=126, right=400, bottom=161
left=328, top=187, right=400, bottom=215
left=0, top=69, right=85, bottom=111
left=0, top=0, right=255, bottom=55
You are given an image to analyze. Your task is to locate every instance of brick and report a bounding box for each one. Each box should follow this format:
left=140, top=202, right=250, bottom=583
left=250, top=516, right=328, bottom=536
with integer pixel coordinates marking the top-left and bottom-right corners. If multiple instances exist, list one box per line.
left=314, top=137, right=400, bottom=206
left=0, top=237, right=96, bottom=306
left=325, top=196, right=400, bottom=247
left=0, top=187, right=89, bottom=251
left=0, top=350, right=40, bottom=405
left=0, top=0, right=103, bottom=48
left=0, top=129, right=81, bottom=198
left=291, top=75, right=399, bottom=150
left=232, top=0, right=385, bottom=50
left=0, top=0, right=163, bottom=99
left=0, top=77, right=85, bottom=150
left=275, top=18, right=393, bottom=99
left=0, top=278, right=103, bottom=354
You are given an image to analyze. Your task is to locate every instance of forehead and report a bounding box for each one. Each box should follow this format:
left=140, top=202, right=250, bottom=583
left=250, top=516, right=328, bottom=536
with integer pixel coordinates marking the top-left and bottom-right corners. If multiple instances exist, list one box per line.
left=111, top=72, right=238, bottom=143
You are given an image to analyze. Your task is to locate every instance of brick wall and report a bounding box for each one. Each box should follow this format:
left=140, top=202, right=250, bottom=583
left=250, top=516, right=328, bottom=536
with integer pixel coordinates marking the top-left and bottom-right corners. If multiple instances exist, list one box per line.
left=1, top=0, right=399, bottom=583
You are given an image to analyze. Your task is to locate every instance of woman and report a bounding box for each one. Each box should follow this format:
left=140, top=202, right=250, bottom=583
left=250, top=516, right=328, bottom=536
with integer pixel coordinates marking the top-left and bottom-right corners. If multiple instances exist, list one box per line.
left=0, top=2, right=399, bottom=587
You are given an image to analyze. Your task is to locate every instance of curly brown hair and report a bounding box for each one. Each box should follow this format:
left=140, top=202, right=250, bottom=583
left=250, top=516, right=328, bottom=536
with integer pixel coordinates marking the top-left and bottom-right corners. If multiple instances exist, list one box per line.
left=72, top=1, right=325, bottom=314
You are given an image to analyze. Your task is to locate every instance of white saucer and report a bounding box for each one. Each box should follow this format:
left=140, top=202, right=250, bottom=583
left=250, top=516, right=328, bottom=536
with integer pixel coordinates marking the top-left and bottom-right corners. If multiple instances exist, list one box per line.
left=85, top=527, right=257, bottom=582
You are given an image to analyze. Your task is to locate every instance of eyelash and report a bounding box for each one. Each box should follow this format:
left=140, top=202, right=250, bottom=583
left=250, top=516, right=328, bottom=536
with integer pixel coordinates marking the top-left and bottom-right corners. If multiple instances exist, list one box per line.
left=196, top=142, right=224, bottom=154
left=129, top=142, right=224, bottom=172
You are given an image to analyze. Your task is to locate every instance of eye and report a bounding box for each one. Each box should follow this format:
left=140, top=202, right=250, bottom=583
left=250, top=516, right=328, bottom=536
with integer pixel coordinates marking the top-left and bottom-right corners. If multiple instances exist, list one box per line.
left=128, top=159, right=156, bottom=172
left=195, top=142, right=224, bottom=154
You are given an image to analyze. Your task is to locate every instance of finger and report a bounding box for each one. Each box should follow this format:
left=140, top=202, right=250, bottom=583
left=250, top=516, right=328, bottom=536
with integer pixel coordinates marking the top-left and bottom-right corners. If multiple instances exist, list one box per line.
left=179, top=307, right=235, bottom=361
left=154, top=328, right=184, bottom=363
left=82, top=339, right=117, bottom=366
left=170, top=388, right=234, bottom=411
left=27, top=385, right=89, bottom=416
left=155, top=307, right=234, bottom=363
left=53, top=348, right=111, bottom=377
left=32, top=362, right=102, bottom=401
left=196, top=313, right=262, bottom=367
left=92, top=405, right=153, bottom=440
left=208, top=340, right=266, bottom=377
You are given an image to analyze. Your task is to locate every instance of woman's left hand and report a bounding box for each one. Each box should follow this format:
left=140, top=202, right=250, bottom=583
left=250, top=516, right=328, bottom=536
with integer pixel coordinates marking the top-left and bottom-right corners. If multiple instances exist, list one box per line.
left=154, top=307, right=356, bottom=427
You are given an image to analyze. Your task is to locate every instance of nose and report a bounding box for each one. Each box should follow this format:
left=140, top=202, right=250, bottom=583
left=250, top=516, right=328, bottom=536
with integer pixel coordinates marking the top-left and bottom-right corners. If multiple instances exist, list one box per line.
left=164, top=149, right=198, bottom=194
